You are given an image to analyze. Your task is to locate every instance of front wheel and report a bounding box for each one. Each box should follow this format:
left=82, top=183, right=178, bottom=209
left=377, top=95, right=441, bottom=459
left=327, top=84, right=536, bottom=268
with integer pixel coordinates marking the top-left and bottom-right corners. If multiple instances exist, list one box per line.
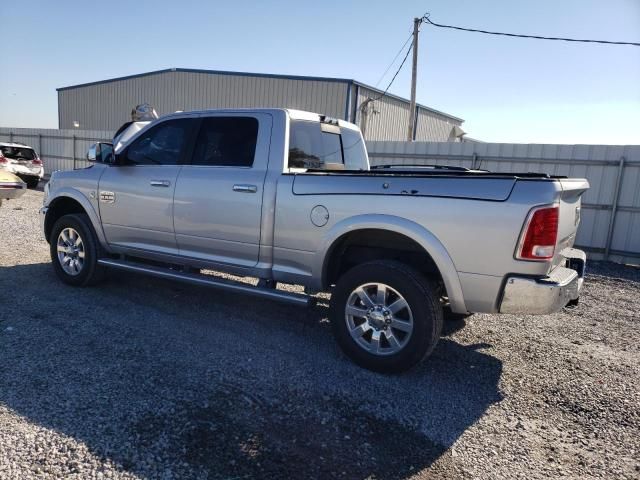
left=330, top=260, right=443, bottom=373
left=50, top=213, right=105, bottom=286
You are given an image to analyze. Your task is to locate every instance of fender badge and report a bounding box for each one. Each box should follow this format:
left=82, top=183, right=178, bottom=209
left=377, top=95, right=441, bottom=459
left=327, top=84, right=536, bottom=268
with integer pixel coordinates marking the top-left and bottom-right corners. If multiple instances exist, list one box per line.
left=99, top=191, right=115, bottom=204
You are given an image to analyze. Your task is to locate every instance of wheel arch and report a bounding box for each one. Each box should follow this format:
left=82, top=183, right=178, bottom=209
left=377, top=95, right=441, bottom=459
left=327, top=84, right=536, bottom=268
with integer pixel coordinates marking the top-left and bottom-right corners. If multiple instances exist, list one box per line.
left=44, top=191, right=106, bottom=247
left=317, top=214, right=467, bottom=314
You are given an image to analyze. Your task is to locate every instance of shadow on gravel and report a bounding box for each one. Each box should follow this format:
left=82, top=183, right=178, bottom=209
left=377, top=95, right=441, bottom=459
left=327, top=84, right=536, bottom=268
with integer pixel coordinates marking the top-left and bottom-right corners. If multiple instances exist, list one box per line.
left=1, top=262, right=503, bottom=479
left=441, top=317, right=468, bottom=336
left=587, top=260, right=640, bottom=284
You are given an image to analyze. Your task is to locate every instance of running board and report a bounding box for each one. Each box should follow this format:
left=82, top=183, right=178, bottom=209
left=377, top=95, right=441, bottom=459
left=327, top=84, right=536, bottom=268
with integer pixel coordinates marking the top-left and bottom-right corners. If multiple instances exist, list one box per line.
left=97, top=258, right=312, bottom=307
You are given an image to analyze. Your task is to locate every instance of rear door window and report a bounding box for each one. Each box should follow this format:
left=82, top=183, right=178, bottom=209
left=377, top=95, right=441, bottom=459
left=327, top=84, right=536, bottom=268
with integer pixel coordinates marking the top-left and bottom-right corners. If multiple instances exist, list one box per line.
left=191, top=117, right=258, bottom=167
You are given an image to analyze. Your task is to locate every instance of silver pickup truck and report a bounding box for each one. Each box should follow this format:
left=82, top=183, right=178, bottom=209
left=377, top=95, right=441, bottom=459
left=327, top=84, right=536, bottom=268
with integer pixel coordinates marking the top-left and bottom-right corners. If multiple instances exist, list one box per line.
left=41, top=109, right=589, bottom=372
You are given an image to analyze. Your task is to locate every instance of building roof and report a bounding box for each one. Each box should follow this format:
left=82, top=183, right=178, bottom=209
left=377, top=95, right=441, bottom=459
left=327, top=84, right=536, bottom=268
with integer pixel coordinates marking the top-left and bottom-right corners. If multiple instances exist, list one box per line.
left=57, top=68, right=463, bottom=123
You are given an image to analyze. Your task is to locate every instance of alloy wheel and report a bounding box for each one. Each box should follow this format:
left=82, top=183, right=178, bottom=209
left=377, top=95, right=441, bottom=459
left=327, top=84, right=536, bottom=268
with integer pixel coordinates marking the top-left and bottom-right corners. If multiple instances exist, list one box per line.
left=344, top=282, right=414, bottom=356
left=56, top=227, right=85, bottom=276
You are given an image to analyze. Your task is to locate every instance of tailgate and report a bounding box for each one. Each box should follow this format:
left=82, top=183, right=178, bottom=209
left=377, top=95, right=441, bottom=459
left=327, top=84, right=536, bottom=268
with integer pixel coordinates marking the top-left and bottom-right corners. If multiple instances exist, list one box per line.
left=554, top=178, right=590, bottom=267
left=7, top=159, right=40, bottom=174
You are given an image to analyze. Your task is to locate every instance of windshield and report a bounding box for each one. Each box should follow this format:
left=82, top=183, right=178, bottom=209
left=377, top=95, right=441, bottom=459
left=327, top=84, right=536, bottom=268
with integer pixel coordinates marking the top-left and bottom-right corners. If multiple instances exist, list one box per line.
left=1, top=146, right=36, bottom=161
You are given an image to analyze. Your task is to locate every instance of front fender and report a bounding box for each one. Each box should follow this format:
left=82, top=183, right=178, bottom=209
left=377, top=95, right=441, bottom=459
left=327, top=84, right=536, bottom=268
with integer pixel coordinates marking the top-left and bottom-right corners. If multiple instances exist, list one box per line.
left=45, top=187, right=109, bottom=249
left=314, top=214, right=467, bottom=314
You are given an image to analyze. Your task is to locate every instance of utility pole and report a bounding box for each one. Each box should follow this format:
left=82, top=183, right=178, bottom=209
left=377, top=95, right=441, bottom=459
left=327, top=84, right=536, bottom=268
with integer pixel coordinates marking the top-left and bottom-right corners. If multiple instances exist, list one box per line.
left=407, top=17, right=420, bottom=141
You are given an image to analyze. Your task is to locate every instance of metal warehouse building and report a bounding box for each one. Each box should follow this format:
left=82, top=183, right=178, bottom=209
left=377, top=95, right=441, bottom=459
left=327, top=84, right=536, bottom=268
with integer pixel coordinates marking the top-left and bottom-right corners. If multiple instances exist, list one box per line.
left=57, top=68, right=464, bottom=141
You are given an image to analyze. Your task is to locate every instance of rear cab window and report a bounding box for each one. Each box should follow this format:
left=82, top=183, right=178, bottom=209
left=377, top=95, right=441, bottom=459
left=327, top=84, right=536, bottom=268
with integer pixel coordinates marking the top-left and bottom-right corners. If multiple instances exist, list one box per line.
left=287, top=119, right=368, bottom=172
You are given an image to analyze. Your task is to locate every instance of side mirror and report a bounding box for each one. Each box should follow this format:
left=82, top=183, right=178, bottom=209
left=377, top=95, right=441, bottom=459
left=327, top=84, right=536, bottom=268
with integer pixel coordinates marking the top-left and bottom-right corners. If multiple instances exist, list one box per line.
left=87, top=142, right=115, bottom=164
left=87, top=144, right=97, bottom=162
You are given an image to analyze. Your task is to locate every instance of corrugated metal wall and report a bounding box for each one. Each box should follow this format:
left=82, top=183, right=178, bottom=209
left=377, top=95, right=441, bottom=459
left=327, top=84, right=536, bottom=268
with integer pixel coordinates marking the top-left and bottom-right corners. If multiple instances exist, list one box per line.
left=415, top=108, right=461, bottom=142
left=353, top=85, right=462, bottom=142
left=367, top=141, right=640, bottom=265
left=58, top=71, right=348, bottom=132
left=1, top=126, right=637, bottom=265
left=352, top=85, right=462, bottom=142
left=354, top=85, right=413, bottom=141
left=58, top=70, right=463, bottom=141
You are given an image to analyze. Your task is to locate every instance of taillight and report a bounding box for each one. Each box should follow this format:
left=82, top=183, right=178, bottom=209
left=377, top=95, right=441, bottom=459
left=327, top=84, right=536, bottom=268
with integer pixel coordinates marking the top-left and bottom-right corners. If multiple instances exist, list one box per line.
left=32, top=158, right=43, bottom=165
left=0, top=154, right=6, bottom=164
left=516, top=205, right=559, bottom=260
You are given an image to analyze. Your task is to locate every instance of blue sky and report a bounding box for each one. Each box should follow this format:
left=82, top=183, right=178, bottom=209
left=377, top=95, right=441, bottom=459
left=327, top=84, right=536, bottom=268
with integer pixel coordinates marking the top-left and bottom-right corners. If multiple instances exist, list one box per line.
left=1, top=0, right=638, bottom=144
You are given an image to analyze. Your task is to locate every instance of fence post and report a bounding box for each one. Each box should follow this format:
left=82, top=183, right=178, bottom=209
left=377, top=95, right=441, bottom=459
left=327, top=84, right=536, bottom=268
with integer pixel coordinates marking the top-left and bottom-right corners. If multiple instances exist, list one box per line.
left=38, top=133, right=42, bottom=158
left=604, top=156, right=626, bottom=260
left=72, top=134, right=76, bottom=170
left=9, top=131, right=13, bottom=143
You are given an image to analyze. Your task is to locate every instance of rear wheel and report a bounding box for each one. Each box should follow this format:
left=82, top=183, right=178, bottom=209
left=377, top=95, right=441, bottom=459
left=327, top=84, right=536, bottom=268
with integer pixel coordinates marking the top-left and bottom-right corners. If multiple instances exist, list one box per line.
left=50, top=214, right=105, bottom=286
left=330, top=260, right=443, bottom=373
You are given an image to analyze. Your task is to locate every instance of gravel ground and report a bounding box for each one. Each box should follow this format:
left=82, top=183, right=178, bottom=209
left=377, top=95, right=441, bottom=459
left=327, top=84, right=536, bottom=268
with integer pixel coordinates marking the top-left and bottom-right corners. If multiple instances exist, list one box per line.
left=1, top=189, right=639, bottom=479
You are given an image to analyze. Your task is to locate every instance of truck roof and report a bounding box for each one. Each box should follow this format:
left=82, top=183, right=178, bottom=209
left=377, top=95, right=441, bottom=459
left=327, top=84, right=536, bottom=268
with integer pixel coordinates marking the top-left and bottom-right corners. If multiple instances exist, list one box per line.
left=159, top=108, right=361, bottom=131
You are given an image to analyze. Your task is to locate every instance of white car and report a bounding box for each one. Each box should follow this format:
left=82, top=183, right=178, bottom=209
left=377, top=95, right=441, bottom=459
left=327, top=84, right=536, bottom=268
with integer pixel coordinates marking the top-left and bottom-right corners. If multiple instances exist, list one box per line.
left=0, top=142, right=44, bottom=189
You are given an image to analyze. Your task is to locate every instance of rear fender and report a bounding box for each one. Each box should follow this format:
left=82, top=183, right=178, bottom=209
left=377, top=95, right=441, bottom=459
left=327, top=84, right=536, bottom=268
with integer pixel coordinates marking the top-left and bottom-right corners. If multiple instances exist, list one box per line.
left=315, top=214, right=467, bottom=314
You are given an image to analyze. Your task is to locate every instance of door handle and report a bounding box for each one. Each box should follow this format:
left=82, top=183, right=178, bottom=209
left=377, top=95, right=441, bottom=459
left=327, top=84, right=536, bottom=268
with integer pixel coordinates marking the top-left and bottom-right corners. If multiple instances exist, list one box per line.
left=150, top=180, right=171, bottom=187
left=233, top=184, right=258, bottom=193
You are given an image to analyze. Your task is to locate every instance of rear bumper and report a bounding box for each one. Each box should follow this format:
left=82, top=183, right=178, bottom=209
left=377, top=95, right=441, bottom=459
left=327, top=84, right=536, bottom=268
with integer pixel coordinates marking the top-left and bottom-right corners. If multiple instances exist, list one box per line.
left=499, top=248, right=586, bottom=315
left=0, top=180, right=27, bottom=200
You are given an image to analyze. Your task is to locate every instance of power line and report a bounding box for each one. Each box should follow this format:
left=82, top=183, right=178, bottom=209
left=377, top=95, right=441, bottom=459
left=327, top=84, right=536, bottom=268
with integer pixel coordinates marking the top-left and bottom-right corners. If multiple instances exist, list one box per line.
left=367, top=12, right=638, bottom=106
left=359, top=22, right=420, bottom=140
left=371, top=40, right=414, bottom=102
left=422, top=15, right=640, bottom=47
left=366, top=18, right=430, bottom=106
left=374, top=31, right=414, bottom=88
left=358, top=38, right=414, bottom=139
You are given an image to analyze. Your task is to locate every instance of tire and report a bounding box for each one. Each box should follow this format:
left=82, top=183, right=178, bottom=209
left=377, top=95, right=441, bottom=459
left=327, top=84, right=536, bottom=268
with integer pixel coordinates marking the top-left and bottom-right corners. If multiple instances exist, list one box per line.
left=50, top=213, right=105, bottom=287
left=25, top=177, right=40, bottom=189
left=329, top=260, right=443, bottom=373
